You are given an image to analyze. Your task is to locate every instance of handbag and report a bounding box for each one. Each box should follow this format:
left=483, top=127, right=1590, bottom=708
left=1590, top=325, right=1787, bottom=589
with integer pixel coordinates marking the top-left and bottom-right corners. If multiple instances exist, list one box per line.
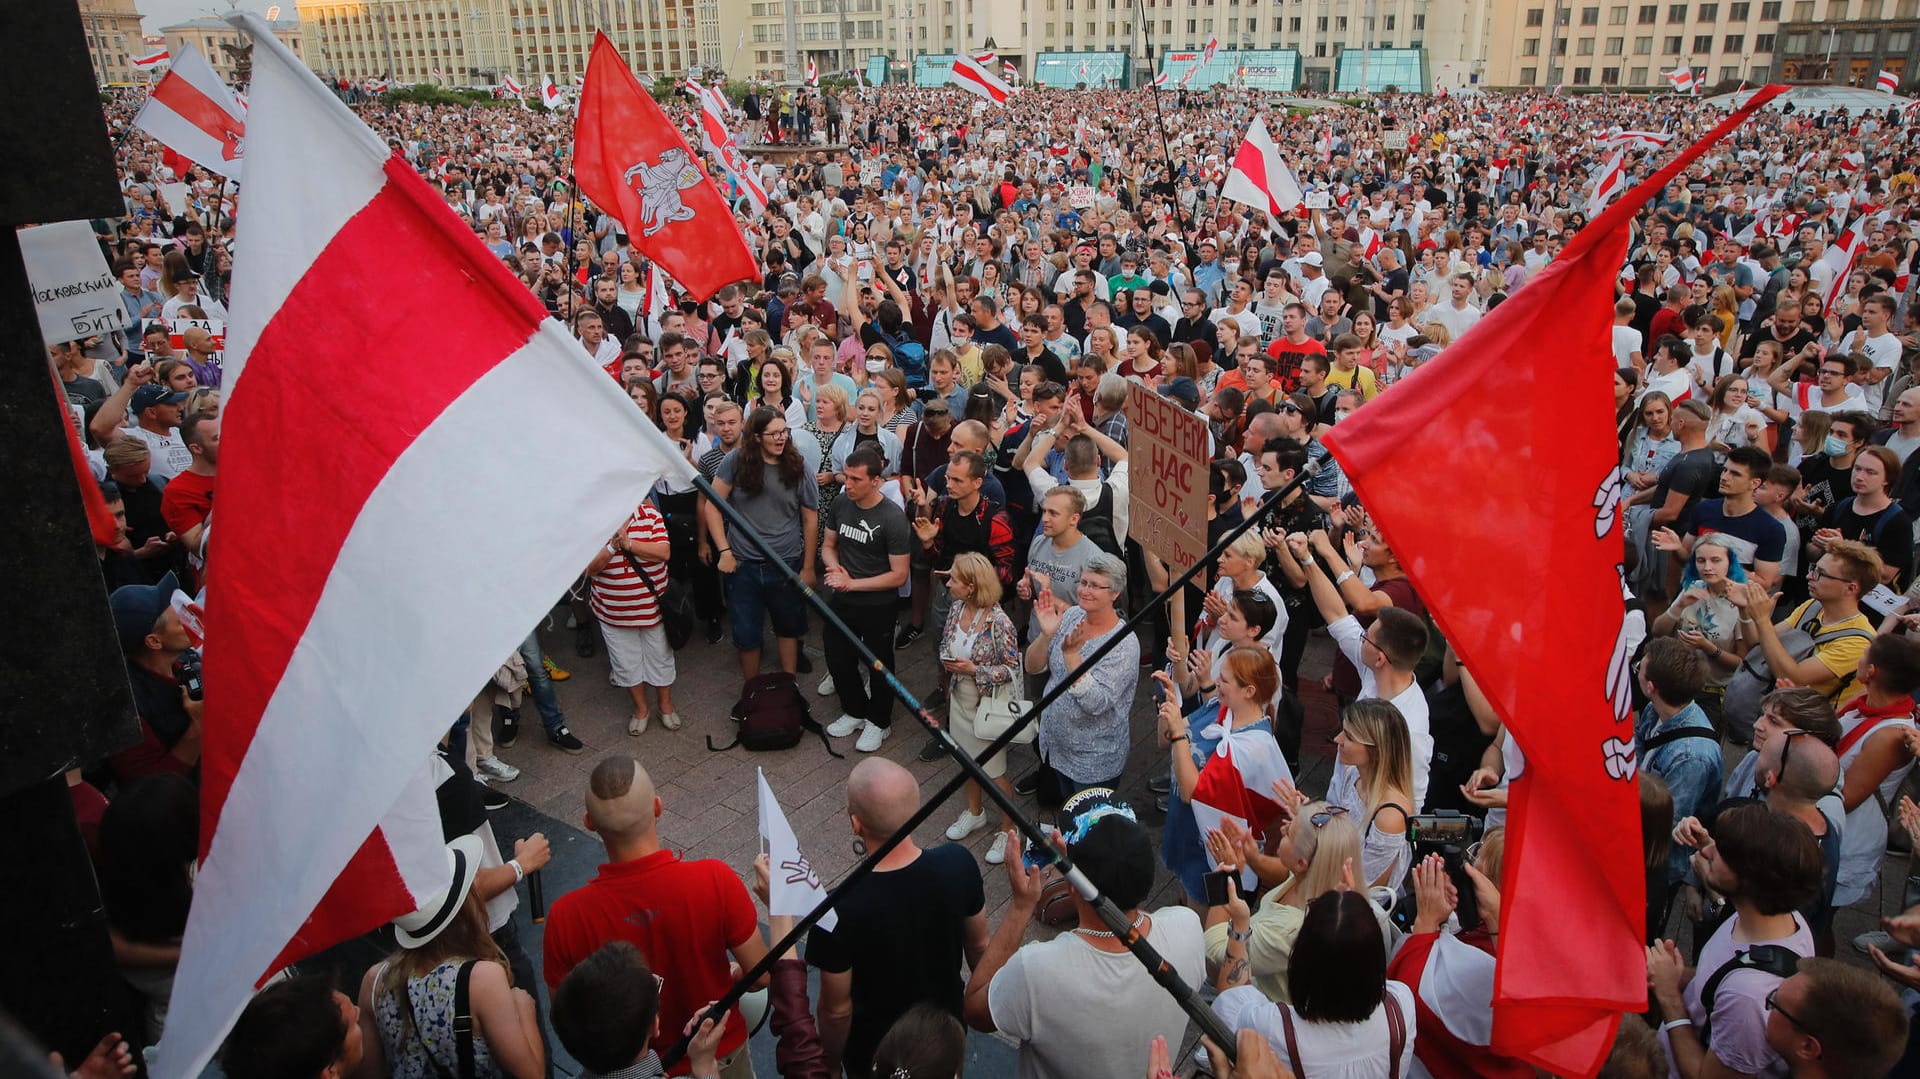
left=626, top=552, right=696, bottom=650
left=973, top=678, right=1036, bottom=745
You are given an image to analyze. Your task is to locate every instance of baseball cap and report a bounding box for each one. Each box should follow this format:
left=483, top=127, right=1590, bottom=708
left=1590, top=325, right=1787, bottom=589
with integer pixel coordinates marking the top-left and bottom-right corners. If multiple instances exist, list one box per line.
left=132, top=384, right=189, bottom=414
left=1059, top=789, right=1153, bottom=910
left=110, top=571, right=180, bottom=650
left=1161, top=376, right=1201, bottom=410
left=1301, top=251, right=1324, bottom=267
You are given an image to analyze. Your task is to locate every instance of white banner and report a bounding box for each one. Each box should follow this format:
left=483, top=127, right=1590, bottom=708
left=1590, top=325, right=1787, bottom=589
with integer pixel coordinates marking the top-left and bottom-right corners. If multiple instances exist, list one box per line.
left=19, top=220, right=128, bottom=345
left=756, top=768, right=838, bottom=930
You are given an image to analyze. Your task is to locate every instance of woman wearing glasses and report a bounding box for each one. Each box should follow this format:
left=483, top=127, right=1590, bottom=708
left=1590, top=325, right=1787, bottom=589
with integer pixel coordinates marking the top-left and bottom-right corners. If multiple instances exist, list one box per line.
left=1151, top=648, right=1291, bottom=907
left=1323, top=699, right=1415, bottom=889
left=1649, top=534, right=1752, bottom=712
left=1025, top=553, right=1140, bottom=806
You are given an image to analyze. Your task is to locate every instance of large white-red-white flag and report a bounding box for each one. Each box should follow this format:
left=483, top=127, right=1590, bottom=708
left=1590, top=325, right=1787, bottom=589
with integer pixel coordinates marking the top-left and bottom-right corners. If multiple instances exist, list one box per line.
left=1221, top=115, right=1305, bottom=217
left=133, top=49, right=171, bottom=71
left=1585, top=150, right=1628, bottom=217
left=153, top=15, right=694, bottom=1078
left=501, top=74, right=524, bottom=98
left=1597, top=129, right=1671, bottom=153
left=691, top=80, right=769, bottom=215
left=1879, top=68, right=1900, bottom=94
left=1665, top=64, right=1696, bottom=94
left=1189, top=727, right=1293, bottom=891
left=540, top=74, right=566, bottom=109
left=1002, top=59, right=1018, bottom=84
left=1151, top=71, right=1169, bottom=88
left=951, top=53, right=1013, bottom=105
left=1202, top=33, right=1221, bottom=66
left=133, top=43, right=245, bottom=179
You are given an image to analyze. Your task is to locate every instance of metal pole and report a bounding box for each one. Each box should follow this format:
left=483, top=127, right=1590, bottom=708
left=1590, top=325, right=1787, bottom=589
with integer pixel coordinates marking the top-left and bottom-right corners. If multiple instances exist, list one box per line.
left=654, top=461, right=1322, bottom=1071
left=1135, top=0, right=1196, bottom=269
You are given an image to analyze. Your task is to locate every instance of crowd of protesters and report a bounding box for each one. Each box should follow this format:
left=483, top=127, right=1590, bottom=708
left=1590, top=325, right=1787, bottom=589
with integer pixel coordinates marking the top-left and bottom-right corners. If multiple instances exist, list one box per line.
left=52, top=69, right=1920, bottom=1079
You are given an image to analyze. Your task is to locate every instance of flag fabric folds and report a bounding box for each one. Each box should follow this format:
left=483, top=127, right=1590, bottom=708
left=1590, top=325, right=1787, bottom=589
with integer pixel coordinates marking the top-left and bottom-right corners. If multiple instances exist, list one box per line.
left=757, top=768, right=839, bottom=931
left=1202, top=33, right=1220, bottom=66
left=1152, top=72, right=1169, bottom=88
left=1319, top=84, right=1787, bottom=1078
left=1585, top=150, right=1628, bottom=217
left=806, top=57, right=819, bottom=86
left=575, top=32, right=758, bottom=302
left=1188, top=727, right=1293, bottom=892
left=1002, top=59, right=1018, bottom=84
left=540, top=74, right=565, bottom=109
left=154, top=15, right=696, bottom=1078
left=1221, top=115, right=1305, bottom=218
left=1665, top=65, right=1696, bottom=94
left=951, top=53, right=1013, bottom=105
left=133, top=49, right=171, bottom=70
left=1879, top=69, right=1900, bottom=93
left=134, top=43, right=245, bottom=179
left=691, top=80, right=770, bottom=216
left=501, top=74, right=524, bottom=98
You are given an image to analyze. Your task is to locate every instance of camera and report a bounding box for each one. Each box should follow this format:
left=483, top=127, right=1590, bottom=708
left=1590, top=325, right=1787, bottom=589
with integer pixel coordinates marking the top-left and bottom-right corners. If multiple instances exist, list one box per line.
left=173, top=647, right=204, bottom=703
left=1389, top=811, right=1485, bottom=933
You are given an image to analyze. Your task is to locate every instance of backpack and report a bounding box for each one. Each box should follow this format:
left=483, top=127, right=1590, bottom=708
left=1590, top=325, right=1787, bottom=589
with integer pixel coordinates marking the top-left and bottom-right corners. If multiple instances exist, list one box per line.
left=1832, top=497, right=1904, bottom=548
left=883, top=326, right=930, bottom=389
left=1078, top=482, right=1123, bottom=558
left=707, top=672, right=842, bottom=757
left=1697, top=944, right=1802, bottom=1045
left=1721, top=601, right=1873, bottom=745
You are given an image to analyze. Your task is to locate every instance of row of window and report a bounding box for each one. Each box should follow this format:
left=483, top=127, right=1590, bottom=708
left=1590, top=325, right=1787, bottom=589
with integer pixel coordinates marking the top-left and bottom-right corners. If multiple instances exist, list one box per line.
left=1526, top=0, right=1918, bottom=24
left=1518, top=62, right=1764, bottom=82
left=1523, top=31, right=1776, bottom=54
left=1781, top=29, right=1915, bottom=54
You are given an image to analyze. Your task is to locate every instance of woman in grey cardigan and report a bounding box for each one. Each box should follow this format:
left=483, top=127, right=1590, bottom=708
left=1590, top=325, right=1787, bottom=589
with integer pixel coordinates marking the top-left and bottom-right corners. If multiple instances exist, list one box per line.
left=1023, top=552, right=1140, bottom=808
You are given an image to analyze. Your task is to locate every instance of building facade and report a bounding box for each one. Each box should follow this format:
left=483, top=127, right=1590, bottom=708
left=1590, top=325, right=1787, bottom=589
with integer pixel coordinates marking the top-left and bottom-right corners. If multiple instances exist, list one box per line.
left=79, top=0, right=146, bottom=86
left=1775, top=9, right=1920, bottom=87
left=161, top=17, right=308, bottom=82
left=296, top=0, right=702, bottom=88
left=716, top=0, right=1495, bottom=91
left=1483, top=0, right=1809, bottom=91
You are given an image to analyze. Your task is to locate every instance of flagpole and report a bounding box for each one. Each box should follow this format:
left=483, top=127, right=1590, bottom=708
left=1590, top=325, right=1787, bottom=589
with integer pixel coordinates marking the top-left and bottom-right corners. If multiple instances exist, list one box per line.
left=656, top=462, right=1321, bottom=1071
left=1134, top=0, right=1195, bottom=269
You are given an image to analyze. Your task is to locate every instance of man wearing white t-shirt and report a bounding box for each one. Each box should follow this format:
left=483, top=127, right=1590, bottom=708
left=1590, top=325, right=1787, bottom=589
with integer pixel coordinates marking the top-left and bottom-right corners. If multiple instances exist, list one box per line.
left=1769, top=352, right=1865, bottom=418
left=1611, top=297, right=1645, bottom=368
left=1838, top=294, right=1903, bottom=415
left=1642, top=336, right=1697, bottom=404
left=1209, top=278, right=1263, bottom=342
left=122, top=384, right=194, bottom=482
left=1425, top=273, right=1482, bottom=342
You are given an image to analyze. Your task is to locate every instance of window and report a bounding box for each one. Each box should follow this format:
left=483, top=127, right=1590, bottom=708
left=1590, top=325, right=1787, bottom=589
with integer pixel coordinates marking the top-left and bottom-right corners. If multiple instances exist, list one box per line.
left=1384, top=13, right=1395, bottom=28
left=1828, top=0, right=1847, bottom=15
left=1603, top=65, right=1621, bottom=81
left=1631, top=64, right=1649, bottom=82
left=1187, top=16, right=1196, bottom=30
left=1574, top=64, right=1592, bottom=81
left=1583, top=5, right=1601, bottom=22
left=1607, top=35, right=1624, bottom=52
left=1336, top=15, right=1348, bottom=29
left=1698, top=1, right=1718, bottom=17
left=1664, top=33, right=1683, bottom=50
left=1668, top=2, right=1687, bottom=18
left=1579, top=36, right=1595, bottom=52
left=1729, top=0, right=1749, bottom=14
left=1314, top=41, right=1326, bottom=55
left=1892, top=31, right=1914, bottom=50
left=1640, top=2, right=1659, bottom=20
left=1724, top=33, right=1742, bottom=49
left=1760, top=0, right=1780, bottom=13
left=1790, top=0, right=1811, bottom=16
left=1527, top=7, right=1544, bottom=23
left=1521, top=65, right=1538, bottom=82
left=1413, top=12, right=1426, bottom=28
left=1721, top=64, right=1739, bottom=79
left=1692, top=34, right=1711, bottom=50
left=1854, top=31, right=1875, bottom=50
left=1524, top=36, right=1540, bottom=53
left=1612, top=4, right=1630, bottom=20
left=1555, top=36, right=1569, bottom=52
left=1316, top=15, right=1327, bottom=30
left=1289, top=16, right=1301, bottom=30
left=1754, top=32, right=1773, bottom=49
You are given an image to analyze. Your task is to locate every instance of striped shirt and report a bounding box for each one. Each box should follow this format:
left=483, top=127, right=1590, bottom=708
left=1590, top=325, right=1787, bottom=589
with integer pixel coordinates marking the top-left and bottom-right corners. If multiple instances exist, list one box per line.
left=590, top=503, right=669, bottom=628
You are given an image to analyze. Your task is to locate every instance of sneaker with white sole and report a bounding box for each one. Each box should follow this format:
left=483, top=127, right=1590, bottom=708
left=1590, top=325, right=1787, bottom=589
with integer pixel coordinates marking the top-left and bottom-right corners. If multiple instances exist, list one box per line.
left=817, top=673, right=836, bottom=696
left=946, top=809, right=990, bottom=841
left=855, top=721, right=889, bottom=752
left=1854, top=930, right=1895, bottom=954
left=985, top=831, right=1008, bottom=865
left=826, top=714, right=865, bottom=737
left=475, top=756, right=520, bottom=782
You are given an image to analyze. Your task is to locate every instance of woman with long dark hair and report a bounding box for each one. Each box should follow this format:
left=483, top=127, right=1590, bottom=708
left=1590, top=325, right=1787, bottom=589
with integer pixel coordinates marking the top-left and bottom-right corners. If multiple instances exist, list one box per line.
left=706, top=406, right=819, bottom=679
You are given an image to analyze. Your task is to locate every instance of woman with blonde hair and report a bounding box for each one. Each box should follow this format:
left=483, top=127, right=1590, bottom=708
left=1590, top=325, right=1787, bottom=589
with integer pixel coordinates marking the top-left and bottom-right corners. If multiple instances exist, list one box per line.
left=938, top=551, right=1022, bottom=864
left=1711, top=284, right=1742, bottom=352
left=358, top=838, right=545, bottom=1079
left=1319, top=698, right=1414, bottom=888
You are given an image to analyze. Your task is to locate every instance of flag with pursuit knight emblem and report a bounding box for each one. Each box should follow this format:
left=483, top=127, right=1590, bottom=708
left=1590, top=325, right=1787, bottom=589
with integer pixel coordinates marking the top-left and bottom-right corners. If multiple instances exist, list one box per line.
left=574, top=32, right=757, bottom=301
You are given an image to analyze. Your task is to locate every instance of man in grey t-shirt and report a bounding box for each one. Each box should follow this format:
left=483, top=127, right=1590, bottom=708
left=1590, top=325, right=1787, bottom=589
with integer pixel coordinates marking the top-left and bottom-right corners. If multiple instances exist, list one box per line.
left=705, top=407, right=819, bottom=682
left=822, top=447, right=913, bottom=751
left=1019, top=485, right=1103, bottom=638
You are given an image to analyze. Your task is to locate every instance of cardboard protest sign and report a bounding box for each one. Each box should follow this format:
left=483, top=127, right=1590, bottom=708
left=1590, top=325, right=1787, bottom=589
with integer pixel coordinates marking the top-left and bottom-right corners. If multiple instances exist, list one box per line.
left=19, top=220, right=127, bottom=345
left=1125, top=383, right=1209, bottom=569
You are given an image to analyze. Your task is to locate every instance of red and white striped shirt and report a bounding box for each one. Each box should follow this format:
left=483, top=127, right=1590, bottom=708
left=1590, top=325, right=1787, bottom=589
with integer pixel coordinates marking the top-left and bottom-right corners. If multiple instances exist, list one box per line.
left=590, top=503, right=669, bottom=628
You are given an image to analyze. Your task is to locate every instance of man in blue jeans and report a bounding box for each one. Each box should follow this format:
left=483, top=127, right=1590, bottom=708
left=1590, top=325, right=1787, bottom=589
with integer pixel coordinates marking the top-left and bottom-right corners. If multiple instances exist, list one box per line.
left=492, top=628, right=585, bottom=754
left=704, top=406, right=820, bottom=694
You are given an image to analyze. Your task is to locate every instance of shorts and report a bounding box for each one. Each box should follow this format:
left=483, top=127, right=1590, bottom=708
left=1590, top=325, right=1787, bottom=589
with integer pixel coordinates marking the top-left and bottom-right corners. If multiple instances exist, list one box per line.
left=728, top=558, right=808, bottom=651
left=947, top=676, right=1008, bottom=779
left=602, top=623, right=675, bottom=688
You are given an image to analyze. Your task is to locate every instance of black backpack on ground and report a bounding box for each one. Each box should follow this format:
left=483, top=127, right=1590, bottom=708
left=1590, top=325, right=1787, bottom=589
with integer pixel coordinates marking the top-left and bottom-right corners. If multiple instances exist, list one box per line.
left=708, top=672, right=842, bottom=757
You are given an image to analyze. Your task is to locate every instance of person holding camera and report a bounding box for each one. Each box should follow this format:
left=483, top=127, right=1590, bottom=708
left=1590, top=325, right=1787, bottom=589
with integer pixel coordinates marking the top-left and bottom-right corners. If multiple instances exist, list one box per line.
left=1387, top=836, right=1527, bottom=1078
left=107, top=572, right=203, bottom=783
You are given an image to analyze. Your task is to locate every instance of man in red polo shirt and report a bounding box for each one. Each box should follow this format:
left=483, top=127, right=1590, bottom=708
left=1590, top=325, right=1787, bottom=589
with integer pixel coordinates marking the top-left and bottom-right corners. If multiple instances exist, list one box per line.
left=543, top=757, right=770, bottom=1077
left=160, top=412, right=218, bottom=536
left=1263, top=302, right=1325, bottom=395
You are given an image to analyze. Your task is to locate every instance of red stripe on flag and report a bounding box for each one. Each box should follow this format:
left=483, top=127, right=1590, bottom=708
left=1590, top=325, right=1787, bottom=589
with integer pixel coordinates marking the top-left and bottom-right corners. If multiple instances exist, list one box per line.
left=151, top=73, right=245, bottom=161
left=1229, top=140, right=1282, bottom=214
left=201, top=153, right=547, bottom=857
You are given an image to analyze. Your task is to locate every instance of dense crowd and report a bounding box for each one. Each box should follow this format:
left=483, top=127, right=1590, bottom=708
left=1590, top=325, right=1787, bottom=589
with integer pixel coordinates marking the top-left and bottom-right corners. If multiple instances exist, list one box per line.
left=52, top=74, right=1920, bottom=1079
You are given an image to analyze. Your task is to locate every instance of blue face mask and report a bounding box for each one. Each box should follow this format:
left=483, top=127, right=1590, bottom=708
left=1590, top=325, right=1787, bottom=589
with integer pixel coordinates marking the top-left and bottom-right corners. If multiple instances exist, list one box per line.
left=1823, top=435, right=1849, bottom=457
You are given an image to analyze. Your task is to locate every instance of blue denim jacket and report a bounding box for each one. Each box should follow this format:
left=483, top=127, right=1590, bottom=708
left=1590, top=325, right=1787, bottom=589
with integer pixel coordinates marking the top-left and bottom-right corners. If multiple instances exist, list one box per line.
left=1636, top=700, right=1723, bottom=884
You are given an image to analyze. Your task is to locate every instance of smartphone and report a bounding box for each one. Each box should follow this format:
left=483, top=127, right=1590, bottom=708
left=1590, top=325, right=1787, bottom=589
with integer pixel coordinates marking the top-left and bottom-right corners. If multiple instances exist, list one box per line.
left=1021, top=826, right=1059, bottom=870
left=1203, top=869, right=1233, bottom=906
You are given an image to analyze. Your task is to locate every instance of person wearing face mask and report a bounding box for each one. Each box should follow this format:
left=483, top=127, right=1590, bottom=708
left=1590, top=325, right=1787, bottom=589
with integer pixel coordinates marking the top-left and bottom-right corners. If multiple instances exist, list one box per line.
left=1791, top=411, right=1874, bottom=562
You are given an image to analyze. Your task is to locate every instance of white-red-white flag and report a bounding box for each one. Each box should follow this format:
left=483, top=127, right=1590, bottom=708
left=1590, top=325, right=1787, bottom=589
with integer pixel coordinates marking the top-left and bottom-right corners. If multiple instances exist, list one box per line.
left=950, top=53, right=1012, bottom=106
left=501, top=74, right=524, bottom=98
left=1585, top=149, right=1629, bottom=217
left=1188, top=727, right=1293, bottom=891
left=430, top=66, right=444, bottom=83
left=1665, top=64, right=1696, bottom=94
left=133, top=43, right=245, bottom=180
left=1597, top=129, right=1671, bottom=153
left=692, top=81, right=769, bottom=215
left=806, top=57, right=819, bottom=86
left=540, top=74, right=565, bottom=109
left=1202, top=33, right=1220, bottom=66
left=1820, top=224, right=1864, bottom=313
left=1879, top=69, right=1901, bottom=94
left=1179, top=63, right=1199, bottom=88
left=133, top=49, right=171, bottom=70
left=973, top=50, right=997, bottom=65
left=1002, top=59, right=1017, bottom=84
left=1222, top=115, right=1305, bottom=216
left=153, top=15, right=694, bottom=1078
left=1152, top=71, right=1169, bottom=88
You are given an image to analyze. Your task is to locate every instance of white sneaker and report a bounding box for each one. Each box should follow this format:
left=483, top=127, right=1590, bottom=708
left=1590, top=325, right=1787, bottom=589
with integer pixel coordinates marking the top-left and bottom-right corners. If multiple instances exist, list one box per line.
left=826, top=713, right=864, bottom=737
left=817, top=673, right=836, bottom=696
left=946, top=809, right=990, bottom=841
left=1855, top=930, right=1895, bottom=954
left=475, top=756, right=520, bottom=782
left=855, top=721, right=889, bottom=752
left=985, top=831, right=1008, bottom=865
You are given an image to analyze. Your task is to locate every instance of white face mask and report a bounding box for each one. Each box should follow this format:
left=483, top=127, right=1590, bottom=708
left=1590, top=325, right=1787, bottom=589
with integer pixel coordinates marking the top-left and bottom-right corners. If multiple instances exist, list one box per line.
left=866, top=358, right=888, bottom=373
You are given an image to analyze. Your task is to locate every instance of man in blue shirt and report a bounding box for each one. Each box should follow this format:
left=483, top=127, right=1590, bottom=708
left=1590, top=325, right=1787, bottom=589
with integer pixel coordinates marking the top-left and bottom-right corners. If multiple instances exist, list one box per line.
left=1668, top=446, right=1787, bottom=591
left=1634, top=637, right=1722, bottom=891
left=1191, top=240, right=1226, bottom=304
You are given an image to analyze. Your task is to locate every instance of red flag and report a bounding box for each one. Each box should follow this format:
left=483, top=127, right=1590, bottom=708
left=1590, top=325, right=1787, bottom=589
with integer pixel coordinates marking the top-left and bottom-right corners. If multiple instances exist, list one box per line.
left=53, top=371, right=117, bottom=548
left=1320, top=84, right=1787, bottom=1078
left=575, top=33, right=756, bottom=302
